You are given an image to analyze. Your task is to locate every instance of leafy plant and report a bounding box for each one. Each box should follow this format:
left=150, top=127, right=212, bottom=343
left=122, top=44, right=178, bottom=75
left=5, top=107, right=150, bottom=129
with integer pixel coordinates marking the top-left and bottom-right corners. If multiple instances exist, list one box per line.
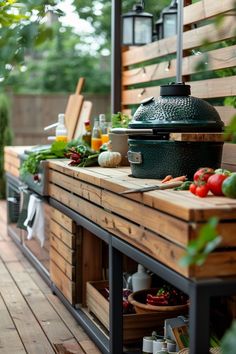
left=221, top=320, right=236, bottom=354
left=20, top=141, right=68, bottom=176
left=111, top=112, right=132, bottom=129
left=179, top=217, right=222, bottom=267
left=20, top=139, right=98, bottom=176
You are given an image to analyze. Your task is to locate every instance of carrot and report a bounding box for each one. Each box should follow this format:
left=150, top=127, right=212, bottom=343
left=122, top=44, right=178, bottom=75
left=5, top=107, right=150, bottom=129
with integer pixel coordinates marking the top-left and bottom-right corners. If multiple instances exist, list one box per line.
left=163, top=175, right=187, bottom=183
left=161, top=175, right=173, bottom=183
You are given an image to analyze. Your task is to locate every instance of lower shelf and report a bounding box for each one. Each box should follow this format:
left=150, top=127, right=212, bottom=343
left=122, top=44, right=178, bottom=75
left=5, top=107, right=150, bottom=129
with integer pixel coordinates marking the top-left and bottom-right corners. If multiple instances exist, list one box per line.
left=86, top=280, right=188, bottom=344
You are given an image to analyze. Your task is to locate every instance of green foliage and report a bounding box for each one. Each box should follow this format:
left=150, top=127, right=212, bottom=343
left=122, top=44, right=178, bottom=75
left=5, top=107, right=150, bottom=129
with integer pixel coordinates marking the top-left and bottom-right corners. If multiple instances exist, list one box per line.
left=0, top=0, right=171, bottom=94
left=179, top=217, right=222, bottom=267
left=224, top=97, right=236, bottom=142
left=111, top=112, right=132, bottom=128
left=221, top=321, right=236, bottom=354
left=20, top=141, right=67, bottom=176
left=0, top=93, right=13, bottom=199
left=0, top=0, right=61, bottom=82
left=20, top=139, right=97, bottom=176
left=4, top=24, right=110, bottom=93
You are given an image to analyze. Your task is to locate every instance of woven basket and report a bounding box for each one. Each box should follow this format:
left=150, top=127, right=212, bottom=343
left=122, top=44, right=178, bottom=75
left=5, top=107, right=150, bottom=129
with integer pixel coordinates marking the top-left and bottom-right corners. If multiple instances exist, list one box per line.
left=178, top=348, right=220, bottom=354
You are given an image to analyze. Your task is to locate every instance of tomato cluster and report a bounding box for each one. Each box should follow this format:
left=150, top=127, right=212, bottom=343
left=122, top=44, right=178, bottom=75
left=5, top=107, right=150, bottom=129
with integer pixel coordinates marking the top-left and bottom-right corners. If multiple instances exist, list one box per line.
left=190, top=167, right=231, bottom=198
left=146, top=285, right=188, bottom=306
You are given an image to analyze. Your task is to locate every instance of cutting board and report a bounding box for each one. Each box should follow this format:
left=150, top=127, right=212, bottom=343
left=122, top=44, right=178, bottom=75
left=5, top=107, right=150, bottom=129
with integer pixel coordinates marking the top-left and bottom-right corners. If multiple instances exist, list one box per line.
left=74, top=100, right=93, bottom=140
left=65, top=78, right=85, bottom=140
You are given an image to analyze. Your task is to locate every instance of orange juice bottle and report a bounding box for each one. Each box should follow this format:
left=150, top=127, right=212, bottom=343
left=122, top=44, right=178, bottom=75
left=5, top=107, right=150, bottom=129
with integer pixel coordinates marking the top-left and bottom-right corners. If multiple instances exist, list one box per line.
left=101, top=122, right=112, bottom=144
left=91, top=119, right=102, bottom=151
left=55, top=113, right=68, bottom=142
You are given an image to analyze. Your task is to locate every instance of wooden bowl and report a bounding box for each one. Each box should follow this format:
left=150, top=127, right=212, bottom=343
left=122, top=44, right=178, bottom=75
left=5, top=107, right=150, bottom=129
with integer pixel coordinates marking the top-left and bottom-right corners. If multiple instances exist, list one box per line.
left=128, top=288, right=188, bottom=314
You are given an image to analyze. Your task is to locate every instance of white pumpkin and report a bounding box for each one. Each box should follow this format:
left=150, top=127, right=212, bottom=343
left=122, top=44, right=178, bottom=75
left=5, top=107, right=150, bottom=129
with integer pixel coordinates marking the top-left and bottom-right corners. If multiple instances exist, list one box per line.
left=98, top=143, right=122, bottom=168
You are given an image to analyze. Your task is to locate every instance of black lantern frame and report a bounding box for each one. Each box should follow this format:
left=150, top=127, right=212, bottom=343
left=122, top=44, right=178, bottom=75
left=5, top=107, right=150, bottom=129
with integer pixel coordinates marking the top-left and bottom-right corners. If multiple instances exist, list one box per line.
left=162, top=0, right=178, bottom=38
left=122, top=2, right=153, bottom=46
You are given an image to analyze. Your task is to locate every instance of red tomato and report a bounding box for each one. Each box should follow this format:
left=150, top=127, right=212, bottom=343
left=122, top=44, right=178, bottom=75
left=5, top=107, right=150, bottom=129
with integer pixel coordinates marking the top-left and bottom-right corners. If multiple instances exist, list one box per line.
left=189, top=183, right=197, bottom=195
left=207, top=174, right=229, bottom=196
left=195, top=184, right=209, bottom=198
left=194, top=167, right=215, bottom=183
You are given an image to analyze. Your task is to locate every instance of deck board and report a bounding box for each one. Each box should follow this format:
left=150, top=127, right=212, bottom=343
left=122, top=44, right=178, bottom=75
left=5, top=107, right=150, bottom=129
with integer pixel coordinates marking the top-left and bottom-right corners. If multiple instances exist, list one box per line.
left=0, top=201, right=101, bottom=354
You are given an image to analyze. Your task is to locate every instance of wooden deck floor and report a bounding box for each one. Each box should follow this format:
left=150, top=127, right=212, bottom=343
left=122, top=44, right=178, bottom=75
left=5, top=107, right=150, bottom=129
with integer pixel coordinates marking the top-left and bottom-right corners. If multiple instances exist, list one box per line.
left=0, top=201, right=101, bottom=354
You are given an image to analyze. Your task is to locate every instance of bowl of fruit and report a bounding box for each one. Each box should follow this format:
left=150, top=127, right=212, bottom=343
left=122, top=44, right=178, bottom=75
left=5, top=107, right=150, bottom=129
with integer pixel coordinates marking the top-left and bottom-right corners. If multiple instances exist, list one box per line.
left=128, top=285, right=189, bottom=314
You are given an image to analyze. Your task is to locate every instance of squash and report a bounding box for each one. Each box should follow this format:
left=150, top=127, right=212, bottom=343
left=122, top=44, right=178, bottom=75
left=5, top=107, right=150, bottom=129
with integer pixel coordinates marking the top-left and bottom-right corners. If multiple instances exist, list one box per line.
left=98, top=142, right=122, bottom=168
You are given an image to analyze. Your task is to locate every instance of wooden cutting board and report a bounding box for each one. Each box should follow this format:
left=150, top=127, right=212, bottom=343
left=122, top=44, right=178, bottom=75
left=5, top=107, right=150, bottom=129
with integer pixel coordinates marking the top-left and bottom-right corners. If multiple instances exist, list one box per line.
left=65, top=78, right=85, bottom=140
left=73, top=100, right=93, bottom=140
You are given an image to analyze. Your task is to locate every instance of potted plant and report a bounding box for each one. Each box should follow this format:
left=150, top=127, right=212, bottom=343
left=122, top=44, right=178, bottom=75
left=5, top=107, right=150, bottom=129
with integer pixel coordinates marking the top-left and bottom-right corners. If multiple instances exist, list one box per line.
left=109, top=112, right=132, bottom=166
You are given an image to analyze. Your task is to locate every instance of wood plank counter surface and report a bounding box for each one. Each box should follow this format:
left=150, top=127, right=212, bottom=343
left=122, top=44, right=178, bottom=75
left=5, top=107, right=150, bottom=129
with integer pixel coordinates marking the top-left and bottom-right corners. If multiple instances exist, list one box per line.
left=47, top=160, right=236, bottom=280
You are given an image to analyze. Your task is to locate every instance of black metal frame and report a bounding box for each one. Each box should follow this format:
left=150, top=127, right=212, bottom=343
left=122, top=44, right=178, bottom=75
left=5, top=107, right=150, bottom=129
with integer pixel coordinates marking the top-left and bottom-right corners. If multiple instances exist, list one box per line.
left=111, top=0, right=122, bottom=114
left=50, top=197, right=236, bottom=354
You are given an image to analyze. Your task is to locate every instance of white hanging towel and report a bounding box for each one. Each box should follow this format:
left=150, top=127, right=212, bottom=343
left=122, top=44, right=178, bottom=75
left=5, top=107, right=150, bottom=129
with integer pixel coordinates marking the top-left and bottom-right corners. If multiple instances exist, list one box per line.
left=23, top=194, right=45, bottom=247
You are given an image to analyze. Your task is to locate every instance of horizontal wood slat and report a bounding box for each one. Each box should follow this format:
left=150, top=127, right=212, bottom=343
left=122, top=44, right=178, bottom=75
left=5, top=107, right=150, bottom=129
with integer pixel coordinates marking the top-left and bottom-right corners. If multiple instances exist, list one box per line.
left=123, top=45, right=236, bottom=86
left=183, top=0, right=236, bottom=26
left=215, top=106, right=236, bottom=125
left=51, top=208, right=76, bottom=233
left=122, top=76, right=236, bottom=106
left=4, top=152, right=21, bottom=168
left=50, top=260, right=75, bottom=304
left=50, top=219, right=75, bottom=249
left=50, top=233, right=75, bottom=264
left=50, top=246, right=75, bottom=280
left=122, top=16, right=236, bottom=66
left=4, top=162, right=20, bottom=178
left=48, top=169, right=102, bottom=206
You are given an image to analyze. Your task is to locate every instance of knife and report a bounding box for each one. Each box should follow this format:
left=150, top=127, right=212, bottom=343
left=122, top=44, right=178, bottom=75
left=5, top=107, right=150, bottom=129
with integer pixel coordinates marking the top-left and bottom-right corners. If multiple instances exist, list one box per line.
left=120, top=181, right=183, bottom=194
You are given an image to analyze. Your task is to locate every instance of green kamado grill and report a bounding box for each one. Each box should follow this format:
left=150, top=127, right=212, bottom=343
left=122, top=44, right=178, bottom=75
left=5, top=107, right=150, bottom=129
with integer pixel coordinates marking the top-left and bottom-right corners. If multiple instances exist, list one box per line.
left=126, top=83, right=224, bottom=179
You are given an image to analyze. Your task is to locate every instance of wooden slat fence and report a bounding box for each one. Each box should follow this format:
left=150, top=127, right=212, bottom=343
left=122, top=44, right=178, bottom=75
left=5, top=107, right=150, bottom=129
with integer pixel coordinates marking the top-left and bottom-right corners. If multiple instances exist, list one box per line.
left=121, top=0, right=236, bottom=170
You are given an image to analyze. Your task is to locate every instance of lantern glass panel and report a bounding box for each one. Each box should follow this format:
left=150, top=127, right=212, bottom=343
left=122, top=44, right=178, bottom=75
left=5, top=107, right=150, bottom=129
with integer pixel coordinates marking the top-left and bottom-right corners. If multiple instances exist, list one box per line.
left=134, top=17, right=152, bottom=44
left=123, top=16, right=133, bottom=45
left=163, top=13, right=177, bottom=38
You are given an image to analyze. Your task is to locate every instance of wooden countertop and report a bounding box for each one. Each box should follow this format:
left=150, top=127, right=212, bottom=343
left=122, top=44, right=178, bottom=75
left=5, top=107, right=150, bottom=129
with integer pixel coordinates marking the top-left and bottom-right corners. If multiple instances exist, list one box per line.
left=48, top=160, right=236, bottom=222
left=48, top=160, right=236, bottom=279
left=4, top=146, right=236, bottom=279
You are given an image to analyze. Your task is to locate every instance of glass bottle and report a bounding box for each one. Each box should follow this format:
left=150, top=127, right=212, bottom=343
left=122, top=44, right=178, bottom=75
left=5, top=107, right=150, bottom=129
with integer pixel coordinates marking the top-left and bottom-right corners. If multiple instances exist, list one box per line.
left=99, top=113, right=106, bottom=134
left=91, top=118, right=102, bottom=151
left=55, top=113, right=68, bottom=142
left=101, top=122, right=112, bottom=145
left=82, top=120, right=92, bottom=146
left=131, top=264, right=152, bottom=292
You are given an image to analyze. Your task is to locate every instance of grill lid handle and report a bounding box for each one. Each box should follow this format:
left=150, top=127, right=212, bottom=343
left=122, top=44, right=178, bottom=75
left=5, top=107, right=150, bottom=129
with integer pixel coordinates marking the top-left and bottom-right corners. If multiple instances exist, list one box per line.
left=110, top=128, right=153, bottom=135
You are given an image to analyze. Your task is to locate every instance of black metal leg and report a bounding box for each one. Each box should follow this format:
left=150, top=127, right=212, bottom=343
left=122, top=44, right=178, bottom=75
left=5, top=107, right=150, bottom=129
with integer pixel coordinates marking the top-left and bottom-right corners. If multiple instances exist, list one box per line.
left=109, top=240, right=123, bottom=354
left=189, top=282, right=210, bottom=354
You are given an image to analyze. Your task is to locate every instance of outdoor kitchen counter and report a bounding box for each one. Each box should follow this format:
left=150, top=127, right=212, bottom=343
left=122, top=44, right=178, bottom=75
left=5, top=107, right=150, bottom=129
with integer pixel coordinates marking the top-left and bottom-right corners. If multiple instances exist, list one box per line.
left=4, top=146, right=30, bottom=178
left=48, top=159, right=236, bottom=279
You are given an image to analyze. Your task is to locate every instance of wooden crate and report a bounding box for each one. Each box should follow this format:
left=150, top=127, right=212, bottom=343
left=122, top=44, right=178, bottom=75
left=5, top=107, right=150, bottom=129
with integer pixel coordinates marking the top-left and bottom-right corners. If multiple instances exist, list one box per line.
left=86, top=280, right=188, bottom=343
left=50, top=208, right=102, bottom=306
left=50, top=209, right=79, bottom=305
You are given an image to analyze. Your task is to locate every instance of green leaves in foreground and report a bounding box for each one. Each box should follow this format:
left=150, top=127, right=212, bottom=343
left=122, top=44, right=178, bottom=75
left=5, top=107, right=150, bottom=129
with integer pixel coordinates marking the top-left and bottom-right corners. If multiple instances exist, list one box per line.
left=179, top=217, right=222, bottom=267
left=221, top=321, right=236, bottom=354
left=224, top=114, right=236, bottom=143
